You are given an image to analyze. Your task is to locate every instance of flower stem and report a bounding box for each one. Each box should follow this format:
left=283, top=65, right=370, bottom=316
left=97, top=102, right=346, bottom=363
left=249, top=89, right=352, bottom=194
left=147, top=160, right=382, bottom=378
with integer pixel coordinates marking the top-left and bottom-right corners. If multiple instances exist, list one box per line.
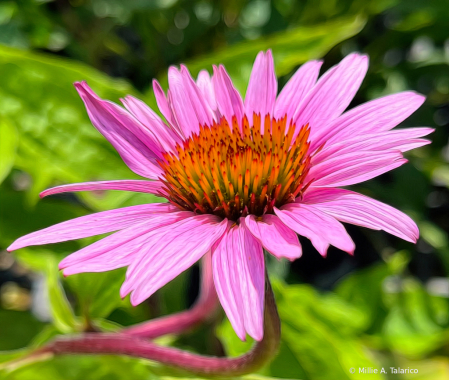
left=124, top=253, right=219, bottom=339
left=37, top=275, right=280, bottom=377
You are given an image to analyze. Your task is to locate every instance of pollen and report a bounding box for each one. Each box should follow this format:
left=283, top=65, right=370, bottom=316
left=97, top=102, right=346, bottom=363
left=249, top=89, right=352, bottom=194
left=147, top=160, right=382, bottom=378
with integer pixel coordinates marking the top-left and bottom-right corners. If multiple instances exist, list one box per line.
left=158, top=114, right=311, bottom=221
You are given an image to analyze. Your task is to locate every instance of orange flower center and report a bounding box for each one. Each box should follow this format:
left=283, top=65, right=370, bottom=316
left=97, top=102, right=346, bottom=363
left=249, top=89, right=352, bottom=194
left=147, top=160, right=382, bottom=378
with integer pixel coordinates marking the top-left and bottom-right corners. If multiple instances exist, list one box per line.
left=158, top=114, right=311, bottom=221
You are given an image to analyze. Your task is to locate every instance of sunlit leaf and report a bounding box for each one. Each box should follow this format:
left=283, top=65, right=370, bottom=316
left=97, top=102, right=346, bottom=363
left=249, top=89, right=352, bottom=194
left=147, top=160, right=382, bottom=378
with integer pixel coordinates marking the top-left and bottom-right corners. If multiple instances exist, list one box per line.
left=0, top=44, right=155, bottom=211
left=218, top=279, right=380, bottom=380
left=382, top=277, right=449, bottom=356
left=153, top=15, right=366, bottom=95
left=65, top=269, right=127, bottom=320
left=336, top=262, right=390, bottom=330
left=395, top=357, right=449, bottom=380
left=15, top=249, right=77, bottom=334
left=0, top=118, right=17, bottom=184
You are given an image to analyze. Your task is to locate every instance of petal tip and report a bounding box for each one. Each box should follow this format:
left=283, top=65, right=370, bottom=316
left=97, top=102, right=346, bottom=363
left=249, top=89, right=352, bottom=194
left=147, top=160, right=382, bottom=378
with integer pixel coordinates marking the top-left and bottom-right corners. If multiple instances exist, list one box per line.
left=168, top=66, right=180, bottom=78
left=39, top=189, right=51, bottom=198
left=61, top=269, right=70, bottom=277
left=234, top=328, right=247, bottom=341
left=152, top=79, right=162, bottom=90
left=413, top=92, right=426, bottom=103
left=250, top=329, right=264, bottom=342
left=7, top=239, right=24, bottom=252
left=130, top=292, right=145, bottom=307
left=120, top=288, right=127, bottom=298
left=74, top=81, right=89, bottom=91
left=73, top=80, right=86, bottom=87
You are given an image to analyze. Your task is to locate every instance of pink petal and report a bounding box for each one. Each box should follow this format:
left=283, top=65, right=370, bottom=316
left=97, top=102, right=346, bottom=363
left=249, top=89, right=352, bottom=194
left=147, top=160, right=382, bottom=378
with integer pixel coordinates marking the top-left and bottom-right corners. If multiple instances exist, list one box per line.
left=121, top=215, right=228, bottom=305
left=311, top=92, right=426, bottom=151
left=244, top=215, right=302, bottom=261
left=236, top=222, right=265, bottom=341
left=313, top=127, right=434, bottom=164
left=75, top=82, right=163, bottom=179
left=168, top=66, right=215, bottom=137
left=212, top=65, right=244, bottom=130
left=212, top=222, right=265, bottom=341
left=274, top=60, right=323, bottom=121
left=180, top=65, right=216, bottom=125
left=302, top=188, right=419, bottom=242
left=121, top=95, right=181, bottom=152
left=244, top=50, right=277, bottom=128
left=211, top=223, right=246, bottom=340
left=196, top=70, right=217, bottom=111
left=7, top=203, right=175, bottom=251
left=61, top=212, right=193, bottom=274
left=293, top=53, right=368, bottom=141
left=308, top=151, right=407, bottom=188
left=153, top=79, right=175, bottom=126
left=40, top=180, right=165, bottom=198
left=275, top=204, right=355, bottom=256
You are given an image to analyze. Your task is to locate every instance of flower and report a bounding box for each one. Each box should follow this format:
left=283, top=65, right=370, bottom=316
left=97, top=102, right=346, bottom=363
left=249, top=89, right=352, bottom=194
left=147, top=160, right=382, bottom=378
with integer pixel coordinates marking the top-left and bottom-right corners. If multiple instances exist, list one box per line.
left=8, top=51, right=432, bottom=341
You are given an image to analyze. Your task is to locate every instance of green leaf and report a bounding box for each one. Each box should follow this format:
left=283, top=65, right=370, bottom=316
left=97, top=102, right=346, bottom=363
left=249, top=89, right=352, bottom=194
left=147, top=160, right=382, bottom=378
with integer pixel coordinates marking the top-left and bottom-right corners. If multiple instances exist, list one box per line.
left=153, top=15, right=366, bottom=95
left=336, top=257, right=449, bottom=356
left=0, top=351, right=295, bottom=380
left=218, top=279, right=380, bottom=380
left=274, top=281, right=381, bottom=380
left=159, top=376, right=295, bottom=380
left=335, top=262, right=390, bottom=331
left=0, top=310, right=44, bottom=351
left=15, top=249, right=78, bottom=333
left=0, top=118, right=17, bottom=184
left=419, top=221, right=448, bottom=250
left=0, top=184, right=87, bottom=247
left=0, top=355, right=157, bottom=380
left=382, top=277, right=449, bottom=356
left=394, top=357, right=449, bottom=380
left=65, top=269, right=127, bottom=320
left=216, top=318, right=254, bottom=358
left=28, top=325, right=60, bottom=349
left=91, top=318, right=123, bottom=333
left=0, top=44, right=156, bottom=211
left=0, top=349, right=30, bottom=366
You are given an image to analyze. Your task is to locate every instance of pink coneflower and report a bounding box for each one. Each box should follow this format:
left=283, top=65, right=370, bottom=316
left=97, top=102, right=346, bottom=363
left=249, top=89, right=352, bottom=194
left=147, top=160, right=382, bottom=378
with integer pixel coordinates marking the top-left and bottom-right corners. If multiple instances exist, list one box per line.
left=8, top=51, right=431, bottom=341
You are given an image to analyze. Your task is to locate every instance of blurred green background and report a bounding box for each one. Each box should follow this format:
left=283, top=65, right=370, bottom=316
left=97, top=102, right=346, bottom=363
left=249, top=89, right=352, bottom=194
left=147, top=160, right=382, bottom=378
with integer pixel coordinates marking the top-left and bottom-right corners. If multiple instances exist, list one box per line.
left=0, top=0, right=449, bottom=379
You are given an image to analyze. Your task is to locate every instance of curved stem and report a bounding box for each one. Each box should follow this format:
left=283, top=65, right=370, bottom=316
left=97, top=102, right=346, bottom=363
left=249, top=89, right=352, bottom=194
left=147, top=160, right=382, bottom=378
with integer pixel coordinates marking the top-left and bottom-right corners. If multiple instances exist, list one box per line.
left=37, top=275, right=280, bottom=377
left=124, top=253, right=218, bottom=339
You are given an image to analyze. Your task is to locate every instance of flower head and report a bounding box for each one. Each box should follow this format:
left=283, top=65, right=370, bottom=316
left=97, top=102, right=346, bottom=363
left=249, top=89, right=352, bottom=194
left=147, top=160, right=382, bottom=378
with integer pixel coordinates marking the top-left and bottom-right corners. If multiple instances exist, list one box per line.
left=8, top=51, right=432, bottom=341
left=160, top=114, right=312, bottom=219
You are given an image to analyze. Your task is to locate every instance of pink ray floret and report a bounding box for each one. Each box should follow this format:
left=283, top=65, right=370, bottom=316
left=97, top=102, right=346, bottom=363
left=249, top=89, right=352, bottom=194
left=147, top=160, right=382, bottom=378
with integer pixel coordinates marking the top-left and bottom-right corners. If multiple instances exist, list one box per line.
left=8, top=51, right=431, bottom=342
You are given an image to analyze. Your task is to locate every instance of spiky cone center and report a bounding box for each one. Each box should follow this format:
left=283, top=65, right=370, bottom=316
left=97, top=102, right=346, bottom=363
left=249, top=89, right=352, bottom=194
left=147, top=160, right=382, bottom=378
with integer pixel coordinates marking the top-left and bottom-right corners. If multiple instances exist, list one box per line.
left=158, top=114, right=312, bottom=221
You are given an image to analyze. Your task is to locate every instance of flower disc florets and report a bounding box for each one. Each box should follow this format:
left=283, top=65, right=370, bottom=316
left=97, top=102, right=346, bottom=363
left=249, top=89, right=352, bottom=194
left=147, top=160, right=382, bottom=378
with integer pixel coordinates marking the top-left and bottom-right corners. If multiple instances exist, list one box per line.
left=159, top=113, right=311, bottom=221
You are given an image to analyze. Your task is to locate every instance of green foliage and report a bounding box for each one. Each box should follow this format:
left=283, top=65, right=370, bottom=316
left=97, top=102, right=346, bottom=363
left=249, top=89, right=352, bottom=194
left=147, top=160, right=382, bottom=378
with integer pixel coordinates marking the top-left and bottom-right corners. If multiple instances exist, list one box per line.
left=15, top=250, right=77, bottom=333
left=218, top=280, right=378, bottom=380
left=0, top=44, right=145, bottom=211
left=215, top=261, right=449, bottom=379
left=155, top=15, right=366, bottom=94
left=0, top=353, right=294, bottom=380
left=0, top=0, right=449, bottom=379
left=0, top=310, right=43, bottom=351
left=0, top=118, right=17, bottom=184
left=65, top=270, right=126, bottom=320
